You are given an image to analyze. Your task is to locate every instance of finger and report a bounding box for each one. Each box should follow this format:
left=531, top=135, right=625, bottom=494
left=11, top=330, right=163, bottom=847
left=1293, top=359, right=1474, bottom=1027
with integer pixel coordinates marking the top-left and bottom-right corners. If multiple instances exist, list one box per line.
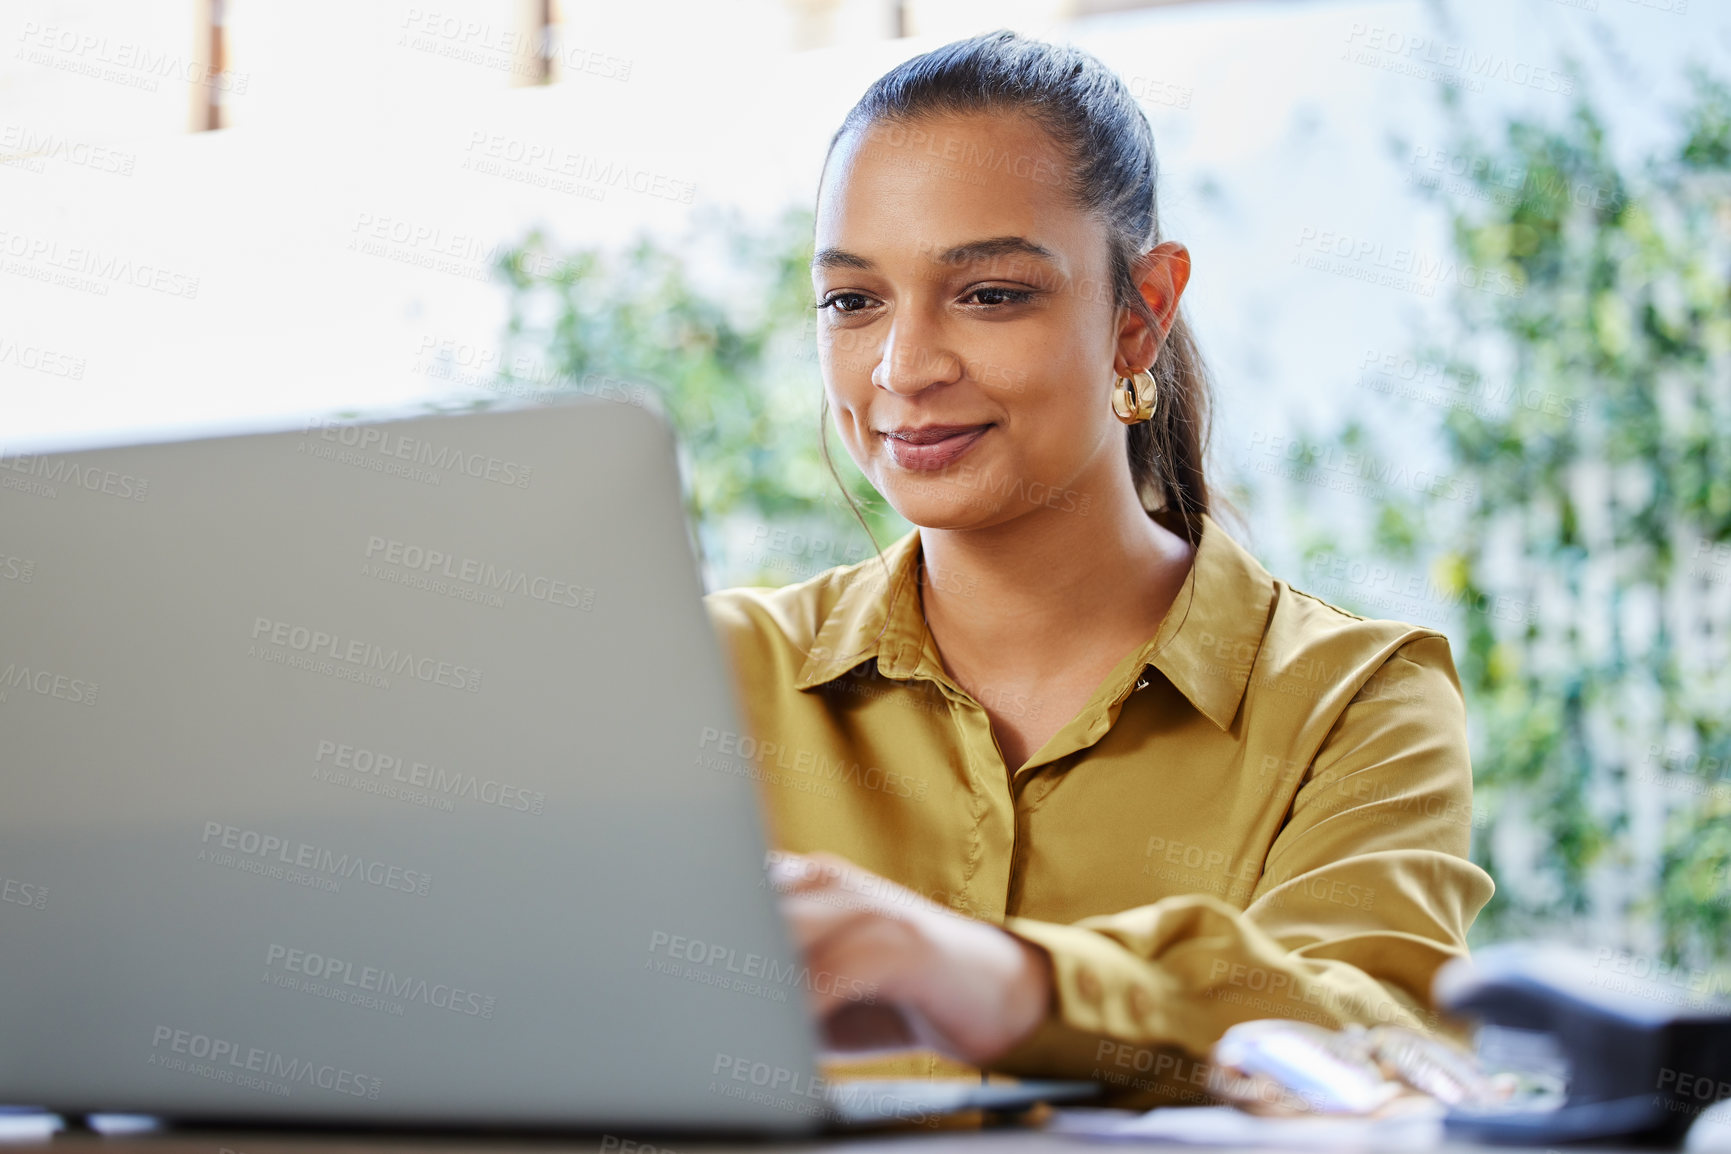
left=820, top=1001, right=918, bottom=1053
left=799, top=909, right=918, bottom=1013
left=768, top=851, right=850, bottom=895
left=792, top=911, right=978, bottom=1063
left=778, top=888, right=889, bottom=951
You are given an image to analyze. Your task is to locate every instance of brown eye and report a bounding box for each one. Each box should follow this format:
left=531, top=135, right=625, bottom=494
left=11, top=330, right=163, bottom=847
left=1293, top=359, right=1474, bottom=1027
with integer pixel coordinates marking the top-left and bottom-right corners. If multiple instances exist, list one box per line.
left=966, top=286, right=1035, bottom=306
left=818, top=292, right=874, bottom=314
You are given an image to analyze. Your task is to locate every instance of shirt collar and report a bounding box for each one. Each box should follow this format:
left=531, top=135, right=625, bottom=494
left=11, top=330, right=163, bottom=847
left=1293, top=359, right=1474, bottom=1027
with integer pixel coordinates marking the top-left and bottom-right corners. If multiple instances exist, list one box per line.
left=793, top=513, right=1276, bottom=731
left=1139, top=513, right=1277, bottom=730
left=794, top=527, right=928, bottom=691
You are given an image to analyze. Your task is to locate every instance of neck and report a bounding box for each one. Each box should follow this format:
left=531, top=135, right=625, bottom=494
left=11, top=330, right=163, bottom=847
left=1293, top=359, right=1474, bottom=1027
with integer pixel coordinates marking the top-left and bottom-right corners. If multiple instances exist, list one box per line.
left=916, top=468, right=1196, bottom=673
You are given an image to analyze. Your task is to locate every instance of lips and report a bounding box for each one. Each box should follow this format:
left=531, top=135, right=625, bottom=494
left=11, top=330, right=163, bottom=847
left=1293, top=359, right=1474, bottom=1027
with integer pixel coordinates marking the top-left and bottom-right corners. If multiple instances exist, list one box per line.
left=881, top=424, right=992, bottom=471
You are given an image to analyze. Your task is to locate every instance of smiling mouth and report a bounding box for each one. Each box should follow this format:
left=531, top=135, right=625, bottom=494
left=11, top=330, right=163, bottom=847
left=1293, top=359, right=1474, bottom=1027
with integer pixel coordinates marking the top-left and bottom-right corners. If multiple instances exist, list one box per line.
left=880, top=424, right=992, bottom=471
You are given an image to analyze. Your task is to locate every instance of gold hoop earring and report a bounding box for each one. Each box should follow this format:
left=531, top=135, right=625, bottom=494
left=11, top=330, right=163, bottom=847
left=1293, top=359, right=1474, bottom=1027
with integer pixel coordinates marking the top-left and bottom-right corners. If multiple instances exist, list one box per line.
left=1112, top=368, right=1158, bottom=424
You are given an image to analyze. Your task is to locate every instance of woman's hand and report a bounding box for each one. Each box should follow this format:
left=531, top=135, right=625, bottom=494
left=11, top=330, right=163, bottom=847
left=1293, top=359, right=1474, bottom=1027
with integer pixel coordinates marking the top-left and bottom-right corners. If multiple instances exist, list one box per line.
left=769, top=850, right=1054, bottom=1065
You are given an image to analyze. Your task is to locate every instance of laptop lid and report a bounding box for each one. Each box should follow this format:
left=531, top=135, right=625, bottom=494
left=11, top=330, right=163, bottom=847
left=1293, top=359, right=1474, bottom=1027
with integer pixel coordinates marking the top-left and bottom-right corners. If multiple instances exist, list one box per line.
left=0, top=399, right=826, bottom=1132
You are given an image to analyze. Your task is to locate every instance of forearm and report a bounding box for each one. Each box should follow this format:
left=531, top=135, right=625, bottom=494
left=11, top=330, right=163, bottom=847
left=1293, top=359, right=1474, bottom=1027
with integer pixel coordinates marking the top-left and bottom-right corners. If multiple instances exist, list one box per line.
left=984, top=885, right=1479, bottom=1105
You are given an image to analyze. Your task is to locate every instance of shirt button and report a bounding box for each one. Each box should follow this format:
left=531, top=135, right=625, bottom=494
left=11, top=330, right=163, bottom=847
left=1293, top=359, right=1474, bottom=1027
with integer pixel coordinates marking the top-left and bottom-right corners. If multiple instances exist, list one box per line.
left=1075, top=966, right=1103, bottom=1003
left=1130, top=986, right=1158, bottom=1021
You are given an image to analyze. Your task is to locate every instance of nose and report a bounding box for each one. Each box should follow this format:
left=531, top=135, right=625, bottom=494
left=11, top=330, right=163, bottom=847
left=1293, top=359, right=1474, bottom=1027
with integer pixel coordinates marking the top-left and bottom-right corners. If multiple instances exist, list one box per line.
left=871, top=313, right=962, bottom=397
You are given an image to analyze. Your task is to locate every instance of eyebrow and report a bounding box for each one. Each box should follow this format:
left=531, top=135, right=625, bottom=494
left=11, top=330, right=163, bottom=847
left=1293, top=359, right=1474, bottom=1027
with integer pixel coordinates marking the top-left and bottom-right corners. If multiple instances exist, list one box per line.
left=811, top=235, right=1059, bottom=272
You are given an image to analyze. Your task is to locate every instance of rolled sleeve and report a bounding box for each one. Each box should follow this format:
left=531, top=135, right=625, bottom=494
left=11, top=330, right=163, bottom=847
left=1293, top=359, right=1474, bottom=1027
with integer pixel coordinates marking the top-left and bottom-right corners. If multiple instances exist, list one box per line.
left=984, top=634, right=1495, bottom=1102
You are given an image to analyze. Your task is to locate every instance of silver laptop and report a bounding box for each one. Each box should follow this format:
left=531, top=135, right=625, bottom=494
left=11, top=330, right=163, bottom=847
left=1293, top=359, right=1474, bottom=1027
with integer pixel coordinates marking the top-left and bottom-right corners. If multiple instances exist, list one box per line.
left=0, top=398, right=1092, bottom=1133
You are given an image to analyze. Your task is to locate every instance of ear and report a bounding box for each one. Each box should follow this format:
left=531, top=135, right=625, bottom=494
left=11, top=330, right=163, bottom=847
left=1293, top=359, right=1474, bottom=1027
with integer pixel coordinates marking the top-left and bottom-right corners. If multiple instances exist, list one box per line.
left=1113, top=242, right=1192, bottom=375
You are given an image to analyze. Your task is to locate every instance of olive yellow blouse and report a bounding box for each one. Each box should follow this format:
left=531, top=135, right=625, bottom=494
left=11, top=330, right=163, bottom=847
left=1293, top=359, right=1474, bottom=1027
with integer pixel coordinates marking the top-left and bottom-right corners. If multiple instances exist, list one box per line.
left=702, top=513, right=1494, bottom=1108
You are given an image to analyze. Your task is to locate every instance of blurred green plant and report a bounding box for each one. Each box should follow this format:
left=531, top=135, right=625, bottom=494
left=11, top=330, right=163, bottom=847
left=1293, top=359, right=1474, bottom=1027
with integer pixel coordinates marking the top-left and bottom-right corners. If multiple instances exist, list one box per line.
left=1314, top=70, right=1731, bottom=965
left=482, top=203, right=908, bottom=588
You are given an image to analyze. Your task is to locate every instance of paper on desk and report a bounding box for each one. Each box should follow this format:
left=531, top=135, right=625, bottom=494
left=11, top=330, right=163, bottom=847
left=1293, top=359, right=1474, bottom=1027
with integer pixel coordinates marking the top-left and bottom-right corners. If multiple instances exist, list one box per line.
left=1046, top=1104, right=1444, bottom=1148
left=0, top=1112, right=59, bottom=1143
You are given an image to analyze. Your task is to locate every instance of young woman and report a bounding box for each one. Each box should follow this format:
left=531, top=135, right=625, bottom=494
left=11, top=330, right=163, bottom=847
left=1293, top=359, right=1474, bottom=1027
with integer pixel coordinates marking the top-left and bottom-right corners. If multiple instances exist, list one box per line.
left=704, top=29, right=1494, bottom=1102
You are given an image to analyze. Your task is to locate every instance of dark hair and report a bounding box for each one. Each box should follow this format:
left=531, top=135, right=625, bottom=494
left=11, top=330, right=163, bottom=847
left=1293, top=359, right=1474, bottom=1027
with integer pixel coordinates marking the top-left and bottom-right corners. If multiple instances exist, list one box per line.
left=815, top=28, right=1213, bottom=545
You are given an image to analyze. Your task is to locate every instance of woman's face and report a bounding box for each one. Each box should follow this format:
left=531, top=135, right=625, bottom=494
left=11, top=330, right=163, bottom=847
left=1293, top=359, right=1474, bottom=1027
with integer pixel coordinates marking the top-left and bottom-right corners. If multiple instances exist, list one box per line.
left=811, top=111, right=1173, bottom=531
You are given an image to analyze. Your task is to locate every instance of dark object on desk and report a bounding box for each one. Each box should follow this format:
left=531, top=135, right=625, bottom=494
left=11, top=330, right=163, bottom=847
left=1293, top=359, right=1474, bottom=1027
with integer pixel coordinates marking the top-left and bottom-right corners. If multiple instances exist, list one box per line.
left=1435, top=943, right=1731, bottom=1147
